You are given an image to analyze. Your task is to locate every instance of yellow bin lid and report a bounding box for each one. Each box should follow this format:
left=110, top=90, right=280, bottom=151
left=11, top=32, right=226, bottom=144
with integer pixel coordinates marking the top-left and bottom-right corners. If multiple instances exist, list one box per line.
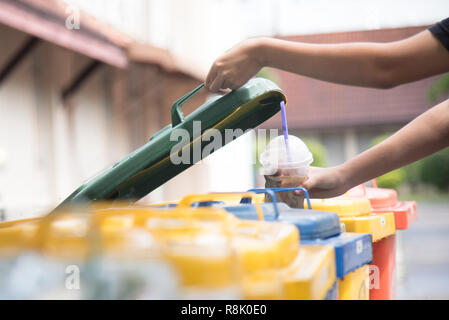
left=305, top=197, right=372, bottom=217
left=340, top=212, right=396, bottom=242
left=0, top=218, right=41, bottom=254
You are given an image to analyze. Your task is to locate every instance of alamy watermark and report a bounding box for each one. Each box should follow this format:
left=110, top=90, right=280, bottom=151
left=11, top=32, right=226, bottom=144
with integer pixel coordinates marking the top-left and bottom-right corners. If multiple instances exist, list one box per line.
left=169, top=121, right=279, bottom=166
left=369, top=265, right=380, bottom=290
left=65, top=5, right=81, bottom=30
left=65, top=264, right=80, bottom=290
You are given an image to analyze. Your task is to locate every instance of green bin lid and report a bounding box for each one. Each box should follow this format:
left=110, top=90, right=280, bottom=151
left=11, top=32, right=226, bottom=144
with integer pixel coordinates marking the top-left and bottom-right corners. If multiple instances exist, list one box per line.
left=55, top=78, right=285, bottom=209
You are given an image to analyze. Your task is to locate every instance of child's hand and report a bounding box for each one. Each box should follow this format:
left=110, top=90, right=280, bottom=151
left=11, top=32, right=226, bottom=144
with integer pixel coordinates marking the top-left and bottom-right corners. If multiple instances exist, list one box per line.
left=205, top=38, right=266, bottom=93
left=297, top=166, right=349, bottom=199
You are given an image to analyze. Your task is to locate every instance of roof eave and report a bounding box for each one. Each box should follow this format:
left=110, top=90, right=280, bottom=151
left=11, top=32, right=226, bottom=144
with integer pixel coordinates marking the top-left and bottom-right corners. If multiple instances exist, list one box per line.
left=0, top=0, right=128, bottom=69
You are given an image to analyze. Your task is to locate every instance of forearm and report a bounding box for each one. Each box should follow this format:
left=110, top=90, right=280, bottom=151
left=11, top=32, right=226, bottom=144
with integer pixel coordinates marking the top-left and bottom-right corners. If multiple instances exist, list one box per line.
left=256, top=31, right=449, bottom=89
left=258, top=37, right=392, bottom=88
left=206, top=30, right=449, bottom=93
left=339, top=99, right=449, bottom=189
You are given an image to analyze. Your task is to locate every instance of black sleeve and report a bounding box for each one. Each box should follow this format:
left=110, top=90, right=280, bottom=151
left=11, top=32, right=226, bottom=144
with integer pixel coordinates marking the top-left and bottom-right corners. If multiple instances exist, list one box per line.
left=429, top=17, right=449, bottom=52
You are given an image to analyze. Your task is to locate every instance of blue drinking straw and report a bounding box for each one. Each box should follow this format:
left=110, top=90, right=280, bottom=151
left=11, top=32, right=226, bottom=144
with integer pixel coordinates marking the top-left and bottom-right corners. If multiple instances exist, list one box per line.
left=280, top=100, right=292, bottom=162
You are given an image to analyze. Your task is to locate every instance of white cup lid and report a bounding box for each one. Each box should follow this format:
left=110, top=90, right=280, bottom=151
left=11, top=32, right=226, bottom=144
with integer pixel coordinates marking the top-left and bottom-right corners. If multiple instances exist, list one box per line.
left=260, top=135, right=313, bottom=175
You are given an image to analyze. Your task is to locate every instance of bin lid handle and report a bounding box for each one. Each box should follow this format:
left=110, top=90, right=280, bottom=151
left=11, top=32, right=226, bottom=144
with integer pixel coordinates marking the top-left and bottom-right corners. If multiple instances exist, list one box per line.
left=171, top=83, right=205, bottom=127
left=242, top=189, right=279, bottom=218
left=245, top=187, right=312, bottom=213
left=178, top=192, right=265, bottom=221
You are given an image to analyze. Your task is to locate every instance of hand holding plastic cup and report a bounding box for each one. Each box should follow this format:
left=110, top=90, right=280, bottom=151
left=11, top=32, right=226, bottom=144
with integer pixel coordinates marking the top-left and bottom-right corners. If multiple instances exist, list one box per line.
left=260, top=135, right=313, bottom=208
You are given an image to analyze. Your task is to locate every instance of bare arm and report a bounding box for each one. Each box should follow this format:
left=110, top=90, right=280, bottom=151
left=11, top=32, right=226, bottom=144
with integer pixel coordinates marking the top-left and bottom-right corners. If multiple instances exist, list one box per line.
left=301, top=99, right=449, bottom=198
left=206, top=30, right=449, bottom=92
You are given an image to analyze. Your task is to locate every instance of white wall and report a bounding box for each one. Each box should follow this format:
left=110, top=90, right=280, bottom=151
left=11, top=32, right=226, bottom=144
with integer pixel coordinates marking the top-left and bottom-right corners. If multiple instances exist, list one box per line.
left=0, top=29, right=54, bottom=217
left=0, top=24, right=135, bottom=219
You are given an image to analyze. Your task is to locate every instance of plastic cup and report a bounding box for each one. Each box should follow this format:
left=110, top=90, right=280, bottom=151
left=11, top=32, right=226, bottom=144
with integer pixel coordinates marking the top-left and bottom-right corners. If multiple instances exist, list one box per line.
left=260, top=135, right=313, bottom=208
left=260, top=135, right=313, bottom=176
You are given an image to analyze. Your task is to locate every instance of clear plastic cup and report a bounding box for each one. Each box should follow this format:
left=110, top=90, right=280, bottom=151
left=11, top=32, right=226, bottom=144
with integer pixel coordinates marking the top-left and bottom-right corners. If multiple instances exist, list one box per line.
left=260, top=135, right=313, bottom=177
left=259, top=135, right=313, bottom=208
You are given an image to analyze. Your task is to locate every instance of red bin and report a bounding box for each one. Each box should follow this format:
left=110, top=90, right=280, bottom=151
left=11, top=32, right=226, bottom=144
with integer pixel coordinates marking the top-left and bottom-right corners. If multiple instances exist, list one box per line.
left=369, top=234, right=396, bottom=300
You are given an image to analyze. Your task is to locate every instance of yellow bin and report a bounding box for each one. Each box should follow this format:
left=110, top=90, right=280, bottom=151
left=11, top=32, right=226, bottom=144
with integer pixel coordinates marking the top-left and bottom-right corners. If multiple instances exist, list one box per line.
left=338, top=265, right=369, bottom=300
left=282, top=245, right=336, bottom=300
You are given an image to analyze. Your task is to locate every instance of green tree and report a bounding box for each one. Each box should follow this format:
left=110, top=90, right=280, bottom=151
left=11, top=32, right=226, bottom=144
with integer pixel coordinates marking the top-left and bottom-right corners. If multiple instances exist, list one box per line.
left=302, top=138, right=327, bottom=167
left=428, top=73, right=449, bottom=103
left=419, top=148, right=449, bottom=191
left=422, top=73, right=449, bottom=191
left=370, top=134, right=406, bottom=190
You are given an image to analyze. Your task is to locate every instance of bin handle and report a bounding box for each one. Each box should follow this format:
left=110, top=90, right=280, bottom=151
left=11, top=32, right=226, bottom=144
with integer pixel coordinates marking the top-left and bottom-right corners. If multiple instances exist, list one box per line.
left=178, top=192, right=265, bottom=221
left=361, top=184, right=367, bottom=196
left=247, top=187, right=312, bottom=213
left=239, top=189, right=279, bottom=219
left=171, top=83, right=205, bottom=127
left=358, top=178, right=378, bottom=196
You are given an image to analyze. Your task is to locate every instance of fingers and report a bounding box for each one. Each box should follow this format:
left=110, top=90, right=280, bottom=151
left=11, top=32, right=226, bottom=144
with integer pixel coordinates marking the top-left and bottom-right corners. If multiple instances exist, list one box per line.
left=205, top=60, right=241, bottom=92
left=301, top=176, right=315, bottom=191
left=208, top=75, right=225, bottom=93
left=217, top=88, right=232, bottom=95
left=222, top=79, right=233, bottom=91
left=205, top=61, right=216, bottom=84
left=300, top=177, right=328, bottom=198
left=206, top=73, right=239, bottom=93
left=205, top=66, right=218, bottom=91
left=306, top=189, right=336, bottom=199
left=228, top=79, right=246, bottom=91
left=295, top=175, right=321, bottom=197
left=294, top=176, right=309, bottom=193
left=205, top=60, right=226, bottom=92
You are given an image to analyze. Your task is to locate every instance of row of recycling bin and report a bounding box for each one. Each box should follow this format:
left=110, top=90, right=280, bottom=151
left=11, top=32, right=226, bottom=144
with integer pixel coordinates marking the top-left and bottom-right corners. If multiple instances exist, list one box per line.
left=0, top=182, right=416, bottom=300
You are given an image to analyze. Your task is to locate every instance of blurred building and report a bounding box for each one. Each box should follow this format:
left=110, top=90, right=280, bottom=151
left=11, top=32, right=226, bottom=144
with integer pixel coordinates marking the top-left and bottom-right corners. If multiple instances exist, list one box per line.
left=262, top=25, right=441, bottom=166
left=0, top=0, right=213, bottom=219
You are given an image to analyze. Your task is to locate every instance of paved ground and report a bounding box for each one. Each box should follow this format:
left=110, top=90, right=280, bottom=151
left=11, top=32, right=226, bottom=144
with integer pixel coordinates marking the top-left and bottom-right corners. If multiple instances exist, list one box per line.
left=396, top=200, right=449, bottom=299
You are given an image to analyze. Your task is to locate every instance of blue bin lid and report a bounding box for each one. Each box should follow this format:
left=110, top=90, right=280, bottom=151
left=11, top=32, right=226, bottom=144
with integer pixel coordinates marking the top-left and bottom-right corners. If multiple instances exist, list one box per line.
left=219, top=202, right=341, bottom=240
left=278, top=209, right=341, bottom=240
left=216, top=203, right=281, bottom=221
left=302, top=232, right=373, bottom=278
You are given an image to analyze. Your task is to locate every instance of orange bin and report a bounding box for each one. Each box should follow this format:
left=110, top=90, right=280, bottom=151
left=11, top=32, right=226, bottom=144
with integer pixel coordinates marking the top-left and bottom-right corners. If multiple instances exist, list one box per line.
left=347, top=180, right=418, bottom=300
left=348, top=181, right=417, bottom=230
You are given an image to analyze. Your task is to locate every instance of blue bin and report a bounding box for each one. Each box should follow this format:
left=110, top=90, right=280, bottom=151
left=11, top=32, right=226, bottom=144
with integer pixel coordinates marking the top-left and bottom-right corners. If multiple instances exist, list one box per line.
left=302, top=233, right=372, bottom=278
